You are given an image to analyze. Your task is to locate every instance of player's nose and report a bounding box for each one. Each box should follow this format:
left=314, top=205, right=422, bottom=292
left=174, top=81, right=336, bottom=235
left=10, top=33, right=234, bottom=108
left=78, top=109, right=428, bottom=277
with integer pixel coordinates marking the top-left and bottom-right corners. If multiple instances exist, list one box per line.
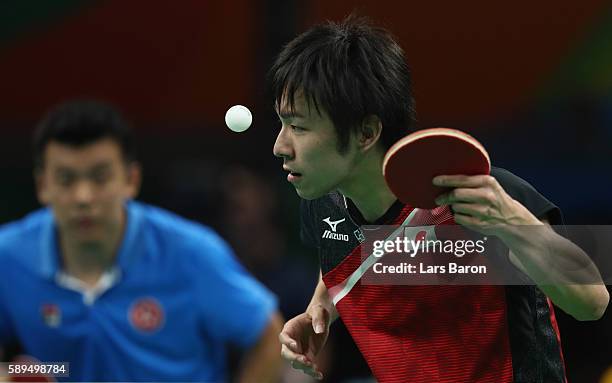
left=273, top=125, right=294, bottom=160
left=73, top=180, right=95, bottom=205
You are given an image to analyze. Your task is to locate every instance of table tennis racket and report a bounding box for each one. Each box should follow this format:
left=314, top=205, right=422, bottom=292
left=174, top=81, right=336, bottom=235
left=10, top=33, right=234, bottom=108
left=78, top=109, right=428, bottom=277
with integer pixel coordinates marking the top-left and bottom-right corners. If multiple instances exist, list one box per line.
left=382, top=127, right=490, bottom=209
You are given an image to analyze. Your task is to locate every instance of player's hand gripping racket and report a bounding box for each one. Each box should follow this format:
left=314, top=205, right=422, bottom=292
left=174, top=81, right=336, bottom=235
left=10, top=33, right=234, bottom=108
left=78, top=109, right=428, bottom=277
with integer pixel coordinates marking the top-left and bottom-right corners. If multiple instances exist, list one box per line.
left=383, top=127, right=490, bottom=209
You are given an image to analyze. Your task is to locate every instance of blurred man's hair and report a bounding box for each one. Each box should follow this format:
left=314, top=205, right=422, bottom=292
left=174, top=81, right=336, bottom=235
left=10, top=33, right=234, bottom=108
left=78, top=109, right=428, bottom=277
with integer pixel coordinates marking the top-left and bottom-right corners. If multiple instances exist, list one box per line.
left=268, top=15, right=417, bottom=153
left=32, top=100, right=136, bottom=169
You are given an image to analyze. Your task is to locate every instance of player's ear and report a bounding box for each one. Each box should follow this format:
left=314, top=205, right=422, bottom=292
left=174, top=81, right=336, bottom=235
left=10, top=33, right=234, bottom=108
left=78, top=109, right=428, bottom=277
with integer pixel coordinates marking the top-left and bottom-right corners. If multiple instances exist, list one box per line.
left=358, top=115, right=383, bottom=152
left=125, top=161, right=142, bottom=199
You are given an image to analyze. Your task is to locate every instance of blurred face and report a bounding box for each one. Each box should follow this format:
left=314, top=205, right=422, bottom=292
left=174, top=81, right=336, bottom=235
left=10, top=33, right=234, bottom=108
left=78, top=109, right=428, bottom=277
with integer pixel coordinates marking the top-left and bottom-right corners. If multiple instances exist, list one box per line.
left=36, top=138, right=140, bottom=245
left=273, top=93, right=361, bottom=199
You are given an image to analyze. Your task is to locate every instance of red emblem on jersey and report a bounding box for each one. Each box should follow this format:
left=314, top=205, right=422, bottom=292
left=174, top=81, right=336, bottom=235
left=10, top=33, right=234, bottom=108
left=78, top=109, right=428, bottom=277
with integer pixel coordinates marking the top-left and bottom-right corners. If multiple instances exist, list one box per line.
left=129, top=297, right=164, bottom=332
left=40, top=303, right=61, bottom=328
left=415, top=230, right=427, bottom=241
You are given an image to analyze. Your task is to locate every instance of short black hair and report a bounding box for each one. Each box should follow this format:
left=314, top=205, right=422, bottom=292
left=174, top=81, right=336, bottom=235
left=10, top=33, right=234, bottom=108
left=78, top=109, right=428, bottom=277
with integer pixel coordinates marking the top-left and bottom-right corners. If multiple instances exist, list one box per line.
left=32, top=100, right=136, bottom=169
left=268, top=15, right=417, bottom=153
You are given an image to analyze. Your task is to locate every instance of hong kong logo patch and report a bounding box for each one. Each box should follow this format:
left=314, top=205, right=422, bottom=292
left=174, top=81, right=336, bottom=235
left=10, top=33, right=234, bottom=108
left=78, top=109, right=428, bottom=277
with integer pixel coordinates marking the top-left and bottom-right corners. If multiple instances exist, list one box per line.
left=40, top=303, right=61, bottom=328
left=129, top=297, right=165, bottom=332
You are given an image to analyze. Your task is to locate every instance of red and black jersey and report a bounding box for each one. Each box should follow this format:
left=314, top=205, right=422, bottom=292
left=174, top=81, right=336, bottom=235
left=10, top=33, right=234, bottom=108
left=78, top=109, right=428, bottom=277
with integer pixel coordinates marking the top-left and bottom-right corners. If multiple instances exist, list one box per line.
left=300, top=167, right=566, bottom=383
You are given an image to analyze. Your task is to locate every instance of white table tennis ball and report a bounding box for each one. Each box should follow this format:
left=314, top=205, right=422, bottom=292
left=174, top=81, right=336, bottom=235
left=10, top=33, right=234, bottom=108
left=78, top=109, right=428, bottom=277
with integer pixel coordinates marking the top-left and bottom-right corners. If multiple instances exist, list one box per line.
left=225, top=105, right=252, bottom=132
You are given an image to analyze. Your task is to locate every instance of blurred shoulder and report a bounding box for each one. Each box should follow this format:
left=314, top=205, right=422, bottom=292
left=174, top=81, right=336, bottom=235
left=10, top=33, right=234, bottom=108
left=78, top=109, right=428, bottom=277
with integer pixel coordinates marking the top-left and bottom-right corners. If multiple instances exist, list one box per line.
left=0, top=208, right=51, bottom=256
left=132, top=201, right=235, bottom=264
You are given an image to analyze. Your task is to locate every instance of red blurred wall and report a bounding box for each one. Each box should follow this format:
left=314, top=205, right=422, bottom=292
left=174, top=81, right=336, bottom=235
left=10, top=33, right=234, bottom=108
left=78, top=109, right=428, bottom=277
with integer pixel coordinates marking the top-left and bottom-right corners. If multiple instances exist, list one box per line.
left=0, top=0, right=262, bottom=128
left=304, top=0, right=608, bottom=127
left=0, top=0, right=607, bottom=131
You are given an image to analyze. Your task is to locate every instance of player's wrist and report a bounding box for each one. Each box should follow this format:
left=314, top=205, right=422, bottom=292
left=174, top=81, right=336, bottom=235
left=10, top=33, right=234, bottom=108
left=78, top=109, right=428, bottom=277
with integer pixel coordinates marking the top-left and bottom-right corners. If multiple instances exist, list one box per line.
left=306, top=301, right=329, bottom=315
left=306, top=301, right=338, bottom=324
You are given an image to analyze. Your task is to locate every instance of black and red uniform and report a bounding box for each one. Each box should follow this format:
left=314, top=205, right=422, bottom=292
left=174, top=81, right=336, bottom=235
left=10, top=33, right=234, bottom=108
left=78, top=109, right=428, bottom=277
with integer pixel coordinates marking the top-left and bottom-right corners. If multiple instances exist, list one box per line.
left=300, top=167, right=566, bottom=383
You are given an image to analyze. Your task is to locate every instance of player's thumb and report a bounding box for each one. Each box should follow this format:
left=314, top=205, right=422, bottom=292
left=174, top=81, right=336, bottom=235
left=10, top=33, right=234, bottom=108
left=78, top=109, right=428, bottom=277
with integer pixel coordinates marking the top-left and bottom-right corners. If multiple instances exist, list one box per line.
left=310, top=305, right=330, bottom=334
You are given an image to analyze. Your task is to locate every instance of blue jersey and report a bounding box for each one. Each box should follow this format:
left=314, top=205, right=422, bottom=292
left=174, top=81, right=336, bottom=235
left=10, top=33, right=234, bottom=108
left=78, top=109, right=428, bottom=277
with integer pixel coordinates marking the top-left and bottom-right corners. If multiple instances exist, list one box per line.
left=0, top=201, right=277, bottom=382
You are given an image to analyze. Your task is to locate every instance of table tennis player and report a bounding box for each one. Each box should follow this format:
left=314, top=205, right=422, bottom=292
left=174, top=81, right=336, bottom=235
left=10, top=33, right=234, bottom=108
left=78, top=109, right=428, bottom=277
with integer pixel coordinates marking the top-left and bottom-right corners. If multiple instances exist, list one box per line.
left=271, top=16, right=609, bottom=383
left=0, top=100, right=283, bottom=382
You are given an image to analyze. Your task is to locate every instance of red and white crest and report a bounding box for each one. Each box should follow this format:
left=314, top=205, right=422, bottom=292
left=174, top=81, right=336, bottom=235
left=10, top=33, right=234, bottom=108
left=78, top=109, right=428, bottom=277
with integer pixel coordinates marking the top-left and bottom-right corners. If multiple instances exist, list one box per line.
left=129, top=297, right=164, bottom=332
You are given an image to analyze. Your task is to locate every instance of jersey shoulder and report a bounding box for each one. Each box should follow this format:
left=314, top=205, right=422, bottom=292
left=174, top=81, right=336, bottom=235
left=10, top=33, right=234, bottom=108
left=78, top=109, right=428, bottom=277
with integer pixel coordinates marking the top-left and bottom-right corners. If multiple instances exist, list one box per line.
left=0, top=208, right=51, bottom=263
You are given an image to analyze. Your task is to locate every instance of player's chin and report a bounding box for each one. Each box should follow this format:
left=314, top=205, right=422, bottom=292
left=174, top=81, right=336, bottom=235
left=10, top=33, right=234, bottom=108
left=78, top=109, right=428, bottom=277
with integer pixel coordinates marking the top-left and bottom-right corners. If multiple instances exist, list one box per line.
left=69, top=226, right=105, bottom=242
left=294, top=185, right=329, bottom=200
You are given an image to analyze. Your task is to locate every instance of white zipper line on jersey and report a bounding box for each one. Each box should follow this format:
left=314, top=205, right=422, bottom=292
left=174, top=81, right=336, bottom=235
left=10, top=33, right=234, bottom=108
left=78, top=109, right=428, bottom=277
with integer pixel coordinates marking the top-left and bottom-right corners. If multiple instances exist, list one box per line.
left=329, top=208, right=428, bottom=306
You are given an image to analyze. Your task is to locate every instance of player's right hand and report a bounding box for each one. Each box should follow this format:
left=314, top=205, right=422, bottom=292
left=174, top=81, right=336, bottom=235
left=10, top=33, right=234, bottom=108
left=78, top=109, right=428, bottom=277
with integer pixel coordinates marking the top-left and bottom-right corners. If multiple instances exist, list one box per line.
left=279, top=304, right=331, bottom=380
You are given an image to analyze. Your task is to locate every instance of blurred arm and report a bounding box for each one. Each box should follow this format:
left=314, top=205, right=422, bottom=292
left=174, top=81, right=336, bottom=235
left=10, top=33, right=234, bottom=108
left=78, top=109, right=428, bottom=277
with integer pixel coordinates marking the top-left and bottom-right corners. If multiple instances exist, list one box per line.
left=236, top=312, right=284, bottom=383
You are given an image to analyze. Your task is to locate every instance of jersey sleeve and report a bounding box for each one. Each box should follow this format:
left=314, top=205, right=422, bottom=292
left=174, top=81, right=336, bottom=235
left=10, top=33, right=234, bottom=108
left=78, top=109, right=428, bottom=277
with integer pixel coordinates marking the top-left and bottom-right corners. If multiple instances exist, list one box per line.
left=191, top=228, right=278, bottom=349
left=490, top=167, right=563, bottom=224
left=300, top=199, right=319, bottom=249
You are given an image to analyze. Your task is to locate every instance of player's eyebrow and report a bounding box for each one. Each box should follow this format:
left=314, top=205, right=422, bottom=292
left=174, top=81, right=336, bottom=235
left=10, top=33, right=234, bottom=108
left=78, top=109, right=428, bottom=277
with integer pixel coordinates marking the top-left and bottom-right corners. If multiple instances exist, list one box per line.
left=53, top=162, right=112, bottom=175
left=88, top=163, right=113, bottom=173
left=278, top=110, right=306, bottom=120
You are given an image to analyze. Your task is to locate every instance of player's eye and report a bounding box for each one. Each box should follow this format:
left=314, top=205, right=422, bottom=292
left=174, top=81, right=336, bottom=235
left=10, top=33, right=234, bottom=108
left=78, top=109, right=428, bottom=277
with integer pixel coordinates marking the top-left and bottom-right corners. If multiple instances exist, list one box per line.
left=55, top=172, right=76, bottom=187
left=90, top=170, right=111, bottom=185
left=290, top=125, right=305, bottom=132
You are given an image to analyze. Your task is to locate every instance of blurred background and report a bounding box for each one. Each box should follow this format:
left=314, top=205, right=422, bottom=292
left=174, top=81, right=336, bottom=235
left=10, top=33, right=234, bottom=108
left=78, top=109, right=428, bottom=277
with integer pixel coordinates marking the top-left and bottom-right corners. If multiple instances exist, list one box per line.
left=0, top=0, right=610, bottom=381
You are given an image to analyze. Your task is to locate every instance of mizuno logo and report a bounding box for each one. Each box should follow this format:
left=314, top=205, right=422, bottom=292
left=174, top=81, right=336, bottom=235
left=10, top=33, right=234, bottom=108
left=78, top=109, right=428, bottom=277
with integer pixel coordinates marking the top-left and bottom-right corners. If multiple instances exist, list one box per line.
left=322, top=217, right=349, bottom=241
left=322, top=230, right=349, bottom=241
left=323, top=217, right=345, bottom=232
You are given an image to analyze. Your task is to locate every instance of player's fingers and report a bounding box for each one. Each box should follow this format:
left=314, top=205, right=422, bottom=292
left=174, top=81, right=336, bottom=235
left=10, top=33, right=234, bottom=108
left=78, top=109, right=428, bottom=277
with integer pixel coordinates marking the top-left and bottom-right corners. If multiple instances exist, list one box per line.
left=309, top=305, right=330, bottom=334
left=289, top=356, right=318, bottom=373
left=450, top=203, right=488, bottom=217
left=433, top=174, right=493, bottom=188
left=281, top=344, right=309, bottom=364
left=278, top=331, right=301, bottom=353
left=290, top=360, right=324, bottom=380
left=438, top=188, right=492, bottom=205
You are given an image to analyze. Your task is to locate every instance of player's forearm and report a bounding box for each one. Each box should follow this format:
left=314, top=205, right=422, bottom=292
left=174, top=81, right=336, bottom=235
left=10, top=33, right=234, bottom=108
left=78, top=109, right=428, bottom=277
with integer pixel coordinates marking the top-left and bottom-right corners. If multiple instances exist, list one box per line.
left=237, top=312, right=284, bottom=383
left=306, top=271, right=339, bottom=323
left=500, top=224, right=609, bottom=321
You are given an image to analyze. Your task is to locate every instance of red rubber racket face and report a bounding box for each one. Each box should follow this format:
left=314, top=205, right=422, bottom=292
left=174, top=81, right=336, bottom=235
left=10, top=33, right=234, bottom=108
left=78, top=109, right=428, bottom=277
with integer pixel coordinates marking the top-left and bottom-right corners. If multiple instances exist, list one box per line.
left=383, top=128, right=490, bottom=209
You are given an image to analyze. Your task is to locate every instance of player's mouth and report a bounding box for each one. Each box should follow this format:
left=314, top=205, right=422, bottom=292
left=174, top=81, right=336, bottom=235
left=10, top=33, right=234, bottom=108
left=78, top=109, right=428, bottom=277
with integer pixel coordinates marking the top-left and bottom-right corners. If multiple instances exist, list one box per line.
left=73, top=216, right=98, bottom=229
left=283, top=166, right=303, bottom=183
left=287, top=172, right=302, bottom=183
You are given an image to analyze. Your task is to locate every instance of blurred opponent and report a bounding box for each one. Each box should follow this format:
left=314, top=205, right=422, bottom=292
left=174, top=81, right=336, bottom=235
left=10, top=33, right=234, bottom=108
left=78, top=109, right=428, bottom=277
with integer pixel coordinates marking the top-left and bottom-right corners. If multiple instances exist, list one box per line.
left=0, top=100, right=283, bottom=382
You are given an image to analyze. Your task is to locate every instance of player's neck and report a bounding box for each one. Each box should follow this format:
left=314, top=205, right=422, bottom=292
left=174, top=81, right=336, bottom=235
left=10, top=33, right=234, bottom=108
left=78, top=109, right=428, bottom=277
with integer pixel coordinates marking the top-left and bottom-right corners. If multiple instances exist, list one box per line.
left=59, top=213, right=125, bottom=287
left=339, top=149, right=396, bottom=223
